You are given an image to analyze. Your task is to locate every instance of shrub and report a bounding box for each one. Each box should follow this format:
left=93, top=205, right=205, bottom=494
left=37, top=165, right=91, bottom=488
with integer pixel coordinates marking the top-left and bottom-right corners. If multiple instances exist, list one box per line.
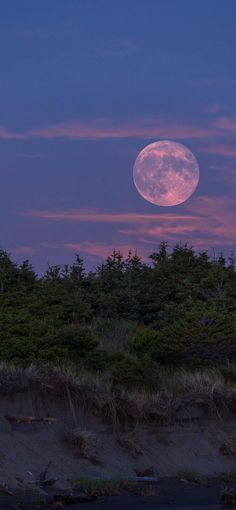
left=129, top=307, right=236, bottom=366
left=110, top=353, right=161, bottom=390
left=63, top=429, right=98, bottom=463
left=177, top=468, right=206, bottom=484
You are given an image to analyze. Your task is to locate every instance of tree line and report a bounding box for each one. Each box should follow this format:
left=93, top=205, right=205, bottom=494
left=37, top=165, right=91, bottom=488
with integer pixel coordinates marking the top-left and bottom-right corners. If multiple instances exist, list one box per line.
left=0, top=243, right=235, bottom=387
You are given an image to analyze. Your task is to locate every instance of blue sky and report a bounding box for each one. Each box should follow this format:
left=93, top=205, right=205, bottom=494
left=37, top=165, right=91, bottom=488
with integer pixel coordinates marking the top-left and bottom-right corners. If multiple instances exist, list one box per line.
left=0, top=0, right=236, bottom=270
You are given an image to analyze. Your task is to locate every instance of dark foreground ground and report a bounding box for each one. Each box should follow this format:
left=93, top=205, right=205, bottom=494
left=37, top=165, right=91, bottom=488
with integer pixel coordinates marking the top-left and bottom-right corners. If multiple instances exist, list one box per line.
left=0, top=478, right=235, bottom=510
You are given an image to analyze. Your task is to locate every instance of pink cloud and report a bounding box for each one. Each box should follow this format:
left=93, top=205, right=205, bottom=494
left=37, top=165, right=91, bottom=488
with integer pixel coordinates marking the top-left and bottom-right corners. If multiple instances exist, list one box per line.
left=199, top=144, right=236, bottom=157
left=0, top=117, right=219, bottom=142
left=64, top=241, right=146, bottom=260
left=0, top=127, right=27, bottom=140
left=24, top=208, right=196, bottom=224
left=11, top=246, right=34, bottom=255
left=29, top=118, right=218, bottom=141
left=214, top=116, right=236, bottom=132
left=136, top=196, right=236, bottom=248
left=24, top=195, right=236, bottom=258
left=0, top=114, right=235, bottom=143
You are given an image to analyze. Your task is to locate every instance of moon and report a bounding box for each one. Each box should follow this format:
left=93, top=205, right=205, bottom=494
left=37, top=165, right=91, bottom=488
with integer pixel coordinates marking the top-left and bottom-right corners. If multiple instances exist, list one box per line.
left=133, top=140, right=200, bottom=206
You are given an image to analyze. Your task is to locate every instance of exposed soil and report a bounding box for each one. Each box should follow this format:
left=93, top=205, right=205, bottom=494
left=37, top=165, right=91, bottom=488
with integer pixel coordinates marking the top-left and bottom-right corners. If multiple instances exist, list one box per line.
left=0, top=389, right=235, bottom=490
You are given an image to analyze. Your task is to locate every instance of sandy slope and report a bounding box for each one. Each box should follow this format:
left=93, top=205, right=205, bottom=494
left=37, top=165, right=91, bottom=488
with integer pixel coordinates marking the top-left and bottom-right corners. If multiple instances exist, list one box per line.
left=0, top=389, right=235, bottom=488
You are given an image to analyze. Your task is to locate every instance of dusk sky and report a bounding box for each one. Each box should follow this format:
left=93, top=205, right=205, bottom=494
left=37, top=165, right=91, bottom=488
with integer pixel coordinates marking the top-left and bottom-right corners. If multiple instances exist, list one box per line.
left=1, top=0, right=236, bottom=271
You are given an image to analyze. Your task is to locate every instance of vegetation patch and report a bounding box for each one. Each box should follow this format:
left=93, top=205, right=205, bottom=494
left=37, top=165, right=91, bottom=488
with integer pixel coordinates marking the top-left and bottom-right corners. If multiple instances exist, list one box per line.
left=0, top=363, right=235, bottom=427
left=0, top=243, right=235, bottom=380
left=72, top=477, right=136, bottom=497
left=177, top=468, right=207, bottom=485
left=62, top=429, right=99, bottom=464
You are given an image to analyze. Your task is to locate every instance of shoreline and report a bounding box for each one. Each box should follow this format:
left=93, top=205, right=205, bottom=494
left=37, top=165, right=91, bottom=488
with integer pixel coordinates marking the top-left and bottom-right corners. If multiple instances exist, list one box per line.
left=0, top=478, right=235, bottom=509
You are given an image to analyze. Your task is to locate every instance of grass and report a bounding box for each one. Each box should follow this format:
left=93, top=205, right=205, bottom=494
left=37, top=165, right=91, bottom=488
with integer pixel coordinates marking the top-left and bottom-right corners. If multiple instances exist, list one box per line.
left=0, top=362, right=235, bottom=427
left=176, top=468, right=207, bottom=485
left=72, top=477, right=136, bottom=496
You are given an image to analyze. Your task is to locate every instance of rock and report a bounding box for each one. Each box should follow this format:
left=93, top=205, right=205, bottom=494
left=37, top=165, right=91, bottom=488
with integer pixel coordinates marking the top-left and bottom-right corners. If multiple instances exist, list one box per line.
left=135, top=467, right=155, bottom=477
left=53, top=479, right=73, bottom=491
left=40, top=477, right=58, bottom=487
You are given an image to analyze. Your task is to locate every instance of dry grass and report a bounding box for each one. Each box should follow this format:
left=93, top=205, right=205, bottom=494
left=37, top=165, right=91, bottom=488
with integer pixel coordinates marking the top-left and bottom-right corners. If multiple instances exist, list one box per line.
left=0, top=363, right=235, bottom=427
left=0, top=363, right=40, bottom=394
left=62, top=429, right=99, bottom=463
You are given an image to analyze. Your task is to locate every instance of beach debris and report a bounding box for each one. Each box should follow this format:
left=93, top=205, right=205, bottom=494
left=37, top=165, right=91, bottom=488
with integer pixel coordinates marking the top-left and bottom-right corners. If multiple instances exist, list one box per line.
left=38, top=461, right=57, bottom=488
left=134, top=476, right=159, bottom=483
left=5, top=415, right=57, bottom=424
left=15, top=476, right=24, bottom=484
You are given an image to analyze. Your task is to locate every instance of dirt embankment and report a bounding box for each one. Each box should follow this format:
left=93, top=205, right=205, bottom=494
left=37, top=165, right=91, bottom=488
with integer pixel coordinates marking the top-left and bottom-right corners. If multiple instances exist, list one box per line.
left=0, top=366, right=235, bottom=489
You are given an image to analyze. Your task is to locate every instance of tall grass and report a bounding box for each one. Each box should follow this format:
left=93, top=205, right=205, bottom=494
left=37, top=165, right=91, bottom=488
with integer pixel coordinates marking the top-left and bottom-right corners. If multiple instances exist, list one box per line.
left=0, top=362, right=235, bottom=425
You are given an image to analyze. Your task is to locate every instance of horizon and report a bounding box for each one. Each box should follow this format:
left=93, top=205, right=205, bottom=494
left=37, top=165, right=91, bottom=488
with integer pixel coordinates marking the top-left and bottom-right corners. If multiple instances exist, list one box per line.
left=2, top=241, right=235, bottom=277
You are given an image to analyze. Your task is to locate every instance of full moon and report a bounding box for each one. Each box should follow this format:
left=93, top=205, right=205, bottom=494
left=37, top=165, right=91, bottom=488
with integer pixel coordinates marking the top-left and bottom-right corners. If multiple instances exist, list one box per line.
left=133, top=140, right=200, bottom=206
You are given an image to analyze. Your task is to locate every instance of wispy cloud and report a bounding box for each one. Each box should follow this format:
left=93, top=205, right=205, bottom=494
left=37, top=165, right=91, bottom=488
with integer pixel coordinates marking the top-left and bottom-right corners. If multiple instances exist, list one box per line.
left=214, top=116, right=236, bottom=132
left=28, top=118, right=218, bottom=141
left=24, top=208, right=196, bottom=224
left=64, top=241, right=144, bottom=259
left=0, top=115, right=235, bottom=158
left=11, top=246, right=34, bottom=255
left=134, top=196, right=236, bottom=249
left=199, top=143, right=236, bottom=157
left=24, top=195, right=236, bottom=260
left=0, top=127, right=27, bottom=140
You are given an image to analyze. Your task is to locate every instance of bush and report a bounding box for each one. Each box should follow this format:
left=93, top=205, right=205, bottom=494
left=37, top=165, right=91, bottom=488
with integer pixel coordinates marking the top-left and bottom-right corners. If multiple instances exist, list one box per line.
left=129, top=307, right=236, bottom=366
left=110, top=353, right=161, bottom=390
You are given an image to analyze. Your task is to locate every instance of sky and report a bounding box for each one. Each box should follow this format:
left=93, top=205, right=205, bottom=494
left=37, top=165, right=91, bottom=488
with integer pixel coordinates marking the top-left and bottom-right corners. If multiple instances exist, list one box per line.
left=0, top=0, right=236, bottom=271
